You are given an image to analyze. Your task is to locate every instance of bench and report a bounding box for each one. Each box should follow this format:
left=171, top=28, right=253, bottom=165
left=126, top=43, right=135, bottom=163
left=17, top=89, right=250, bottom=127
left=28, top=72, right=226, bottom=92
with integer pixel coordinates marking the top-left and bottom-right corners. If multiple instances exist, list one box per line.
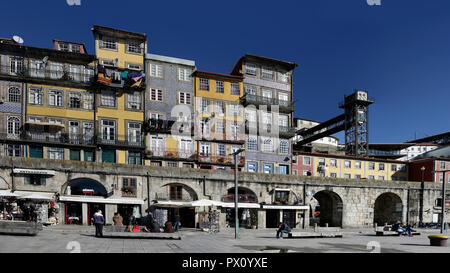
left=375, top=226, right=420, bottom=236
left=288, top=231, right=343, bottom=238
left=101, top=225, right=181, bottom=240
left=0, top=220, right=43, bottom=236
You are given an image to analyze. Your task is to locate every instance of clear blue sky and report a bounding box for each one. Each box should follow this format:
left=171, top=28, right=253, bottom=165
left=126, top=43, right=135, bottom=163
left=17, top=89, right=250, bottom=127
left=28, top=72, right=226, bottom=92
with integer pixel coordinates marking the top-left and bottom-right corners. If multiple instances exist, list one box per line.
left=1, top=0, right=449, bottom=143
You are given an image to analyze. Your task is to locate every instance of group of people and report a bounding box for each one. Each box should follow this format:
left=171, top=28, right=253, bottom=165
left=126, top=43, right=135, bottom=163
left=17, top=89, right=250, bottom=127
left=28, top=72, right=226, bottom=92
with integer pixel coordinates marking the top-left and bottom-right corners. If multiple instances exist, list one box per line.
left=392, top=221, right=415, bottom=236
left=92, top=210, right=182, bottom=237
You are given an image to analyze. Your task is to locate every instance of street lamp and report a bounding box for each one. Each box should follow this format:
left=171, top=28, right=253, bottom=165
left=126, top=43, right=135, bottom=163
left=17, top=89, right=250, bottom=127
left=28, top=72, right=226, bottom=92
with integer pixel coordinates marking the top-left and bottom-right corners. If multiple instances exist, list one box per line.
left=419, top=166, right=425, bottom=227
left=230, top=148, right=245, bottom=239
left=432, top=169, right=450, bottom=234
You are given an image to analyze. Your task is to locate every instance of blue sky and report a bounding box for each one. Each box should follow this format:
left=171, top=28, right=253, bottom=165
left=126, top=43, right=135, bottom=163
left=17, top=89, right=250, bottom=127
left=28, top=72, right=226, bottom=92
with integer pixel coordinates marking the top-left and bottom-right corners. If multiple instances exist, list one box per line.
left=1, top=0, right=449, bottom=143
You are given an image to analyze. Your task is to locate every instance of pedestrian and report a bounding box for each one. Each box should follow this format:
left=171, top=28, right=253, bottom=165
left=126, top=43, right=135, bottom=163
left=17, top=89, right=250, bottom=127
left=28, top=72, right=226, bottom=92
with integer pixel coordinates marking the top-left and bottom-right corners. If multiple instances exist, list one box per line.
left=93, top=210, right=104, bottom=238
left=164, top=221, right=174, bottom=233
left=173, top=214, right=181, bottom=232
left=276, top=222, right=291, bottom=239
left=406, top=223, right=413, bottom=237
left=113, top=212, right=123, bottom=226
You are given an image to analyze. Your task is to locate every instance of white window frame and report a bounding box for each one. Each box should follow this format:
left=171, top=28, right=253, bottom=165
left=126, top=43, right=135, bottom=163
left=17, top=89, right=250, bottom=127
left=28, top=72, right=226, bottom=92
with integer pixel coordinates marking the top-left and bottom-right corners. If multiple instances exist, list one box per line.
left=100, top=90, right=116, bottom=107
left=149, top=64, right=163, bottom=78
left=49, top=90, right=64, bottom=107
left=150, top=88, right=163, bottom=102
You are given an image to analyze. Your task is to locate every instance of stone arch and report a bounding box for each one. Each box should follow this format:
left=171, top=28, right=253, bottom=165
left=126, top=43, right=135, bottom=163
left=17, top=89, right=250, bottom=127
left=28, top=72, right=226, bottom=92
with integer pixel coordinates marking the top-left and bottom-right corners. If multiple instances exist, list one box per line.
left=374, top=192, right=403, bottom=226
left=224, top=186, right=258, bottom=203
left=159, top=182, right=198, bottom=201
left=312, top=190, right=343, bottom=227
left=0, top=176, right=9, bottom=190
left=64, top=178, right=108, bottom=197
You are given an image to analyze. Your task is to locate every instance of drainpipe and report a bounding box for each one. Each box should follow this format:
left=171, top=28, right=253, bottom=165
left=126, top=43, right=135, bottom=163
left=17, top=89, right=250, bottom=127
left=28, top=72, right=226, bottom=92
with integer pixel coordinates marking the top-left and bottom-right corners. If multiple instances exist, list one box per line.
left=302, top=182, right=306, bottom=229
left=406, top=188, right=410, bottom=225
left=147, top=171, right=150, bottom=215
left=202, top=176, right=211, bottom=199
left=11, top=163, right=15, bottom=192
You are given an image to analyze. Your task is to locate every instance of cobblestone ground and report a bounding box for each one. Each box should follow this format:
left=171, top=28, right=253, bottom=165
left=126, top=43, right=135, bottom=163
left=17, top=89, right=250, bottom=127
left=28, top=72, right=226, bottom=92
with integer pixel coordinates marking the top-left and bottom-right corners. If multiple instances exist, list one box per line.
left=1, top=225, right=449, bottom=253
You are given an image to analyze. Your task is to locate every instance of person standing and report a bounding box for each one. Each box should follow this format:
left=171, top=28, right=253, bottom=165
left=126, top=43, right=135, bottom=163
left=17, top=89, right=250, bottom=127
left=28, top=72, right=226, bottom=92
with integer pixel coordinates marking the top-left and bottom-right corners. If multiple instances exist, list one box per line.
left=93, top=210, right=105, bottom=238
left=173, top=214, right=181, bottom=232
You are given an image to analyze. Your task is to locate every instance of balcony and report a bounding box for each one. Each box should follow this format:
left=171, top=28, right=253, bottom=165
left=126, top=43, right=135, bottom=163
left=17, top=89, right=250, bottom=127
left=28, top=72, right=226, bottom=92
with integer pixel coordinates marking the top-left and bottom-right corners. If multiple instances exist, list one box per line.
left=221, top=194, right=258, bottom=203
left=245, top=121, right=296, bottom=138
left=145, top=149, right=196, bottom=161
left=240, top=93, right=294, bottom=113
left=0, top=65, right=95, bottom=87
left=97, top=135, right=146, bottom=149
left=196, top=124, right=246, bottom=144
left=144, top=118, right=194, bottom=136
left=121, top=186, right=137, bottom=198
left=0, top=131, right=95, bottom=147
left=197, top=153, right=244, bottom=166
left=96, top=66, right=146, bottom=90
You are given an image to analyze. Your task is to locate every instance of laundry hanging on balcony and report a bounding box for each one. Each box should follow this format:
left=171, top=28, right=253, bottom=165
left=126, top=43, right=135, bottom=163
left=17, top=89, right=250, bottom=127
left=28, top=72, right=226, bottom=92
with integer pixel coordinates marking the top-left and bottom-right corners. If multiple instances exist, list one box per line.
left=96, top=66, right=145, bottom=89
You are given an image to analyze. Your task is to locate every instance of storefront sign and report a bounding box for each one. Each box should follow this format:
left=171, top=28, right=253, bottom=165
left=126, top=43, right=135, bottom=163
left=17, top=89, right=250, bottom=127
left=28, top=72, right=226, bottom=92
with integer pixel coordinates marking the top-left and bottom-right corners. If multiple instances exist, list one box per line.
left=13, top=169, right=56, bottom=176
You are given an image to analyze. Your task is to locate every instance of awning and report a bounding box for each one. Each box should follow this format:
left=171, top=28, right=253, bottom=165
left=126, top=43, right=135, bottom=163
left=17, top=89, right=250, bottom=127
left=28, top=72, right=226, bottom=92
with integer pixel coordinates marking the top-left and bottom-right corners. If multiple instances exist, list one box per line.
left=191, top=199, right=223, bottom=207
left=15, top=191, right=55, bottom=201
left=262, top=205, right=309, bottom=210
left=274, top=188, right=291, bottom=192
left=0, top=190, right=21, bottom=197
left=152, top=200, right=193, bottom=208
left=13, top=169, right=56, bottom=176
left=59, top=195, right=144, bottom=205
left=220, top=202, right=261, bottom=209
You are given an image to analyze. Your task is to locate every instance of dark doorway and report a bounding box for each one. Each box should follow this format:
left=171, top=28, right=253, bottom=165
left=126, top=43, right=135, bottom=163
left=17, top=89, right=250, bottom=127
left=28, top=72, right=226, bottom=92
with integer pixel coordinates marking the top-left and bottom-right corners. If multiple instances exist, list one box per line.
left=266, top=209, right=280, bottom=228
left=168, top=207, right=195, bottom=228
left=87, top=203, right=105, bottom=226
left=65, top=202, right=82, bottom=225
left=117, top=204, right=137, bottom=226
left=312, top=191, right=343, bottom=227
left=283, top=210, right=296, bottom=228
left=374, top=193, right=403, bottom=226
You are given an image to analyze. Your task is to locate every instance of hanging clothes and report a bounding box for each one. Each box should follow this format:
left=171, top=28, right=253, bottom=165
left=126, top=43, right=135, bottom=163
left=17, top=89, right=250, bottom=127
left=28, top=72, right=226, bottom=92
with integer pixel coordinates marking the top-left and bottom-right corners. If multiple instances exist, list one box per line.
left=131, top=78, right=143, bottom=88
left=121, top=71, right=128, bottom=80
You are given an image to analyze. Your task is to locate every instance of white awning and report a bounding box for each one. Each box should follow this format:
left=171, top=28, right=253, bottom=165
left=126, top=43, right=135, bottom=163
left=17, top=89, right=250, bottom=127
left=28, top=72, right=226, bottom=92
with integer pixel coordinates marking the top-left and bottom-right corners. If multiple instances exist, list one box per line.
left=191, top=199, right=223, bottom=207
left=220, top=202, right=261, bottom=209
left=0, top=190, right=21, bottom=197
left=262, top=205, right=309, bottom=210
left=274, top=188, right=291, bottom=192
left=59, top=195, right=144, bottom=205
left=152, top=200, right=193, bottom=207
left=15, top=191, right=55, bottom=201
left=13, top=169, right=56, bottom=176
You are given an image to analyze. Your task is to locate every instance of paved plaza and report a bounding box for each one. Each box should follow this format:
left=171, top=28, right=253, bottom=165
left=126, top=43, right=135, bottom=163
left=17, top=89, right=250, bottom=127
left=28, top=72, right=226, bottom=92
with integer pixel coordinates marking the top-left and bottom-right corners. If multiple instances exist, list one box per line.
left=0, top=225, right=449, bottom=253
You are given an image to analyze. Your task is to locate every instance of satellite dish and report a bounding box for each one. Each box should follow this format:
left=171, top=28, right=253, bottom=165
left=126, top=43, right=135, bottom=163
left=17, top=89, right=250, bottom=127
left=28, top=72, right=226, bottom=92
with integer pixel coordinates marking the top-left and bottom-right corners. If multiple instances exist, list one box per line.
left=12, top=35, right=24, bottom=44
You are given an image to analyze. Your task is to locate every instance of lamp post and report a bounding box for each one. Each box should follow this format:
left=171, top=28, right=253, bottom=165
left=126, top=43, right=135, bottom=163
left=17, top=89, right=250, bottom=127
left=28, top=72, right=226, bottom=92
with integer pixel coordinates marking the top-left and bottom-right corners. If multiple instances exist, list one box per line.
left=419, top=166, right=425, bottom=227
left=432, top=169, right=450, bottom=234
left=230, top=148, right=245, bottom=239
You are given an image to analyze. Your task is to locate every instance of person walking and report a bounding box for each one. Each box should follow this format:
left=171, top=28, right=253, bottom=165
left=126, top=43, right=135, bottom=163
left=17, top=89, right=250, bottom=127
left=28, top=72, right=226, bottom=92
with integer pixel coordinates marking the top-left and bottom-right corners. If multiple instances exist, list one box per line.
left=93, top=210, right=105, bottom=238
left=173, top=214, right=181, bottom=232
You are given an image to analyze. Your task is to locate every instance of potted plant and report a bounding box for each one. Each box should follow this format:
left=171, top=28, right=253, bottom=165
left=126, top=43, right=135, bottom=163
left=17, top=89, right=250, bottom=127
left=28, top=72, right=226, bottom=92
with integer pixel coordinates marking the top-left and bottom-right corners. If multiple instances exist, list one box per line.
left=428, top=235, right=449, bottom=246
left=250, top=212, right=258, bottom=229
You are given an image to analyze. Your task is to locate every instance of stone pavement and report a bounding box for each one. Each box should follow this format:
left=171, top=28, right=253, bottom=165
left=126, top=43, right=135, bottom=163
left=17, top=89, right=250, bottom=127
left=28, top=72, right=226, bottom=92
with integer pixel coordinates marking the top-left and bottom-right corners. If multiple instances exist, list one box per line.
left=0, top=225, right=449, bottom=253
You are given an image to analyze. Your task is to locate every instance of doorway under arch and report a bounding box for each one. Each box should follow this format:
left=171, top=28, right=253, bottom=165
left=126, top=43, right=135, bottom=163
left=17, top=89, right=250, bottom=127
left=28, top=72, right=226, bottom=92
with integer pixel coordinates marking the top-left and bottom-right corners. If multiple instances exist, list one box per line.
left=312, top=190, right=343, bottom=227
left=374, top=192, right=403, bottom=226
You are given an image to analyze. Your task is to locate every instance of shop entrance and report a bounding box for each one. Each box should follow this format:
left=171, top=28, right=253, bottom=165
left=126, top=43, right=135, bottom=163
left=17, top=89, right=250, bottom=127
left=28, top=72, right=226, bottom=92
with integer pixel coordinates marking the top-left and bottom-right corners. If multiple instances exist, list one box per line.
left=168, top=207, right=195, bottom=228
left=117, top=204, right=142, bottom=226
left=283, top=210, right=296, bottom=228
left=312, top=190, right=343, bottom=227
left=266, top=209, right=280, bottom=228
left=374, top=193, right=403, bottom=226
left=65, top=202, right=82, bottom=225
left=226, top=208, right=255, bottom=228
left=87, top=203, right=105, bottom=225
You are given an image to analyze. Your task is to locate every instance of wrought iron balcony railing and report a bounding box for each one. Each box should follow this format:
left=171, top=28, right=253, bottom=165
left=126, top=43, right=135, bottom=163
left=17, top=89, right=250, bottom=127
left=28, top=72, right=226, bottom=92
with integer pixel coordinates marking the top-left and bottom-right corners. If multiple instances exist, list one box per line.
left=0, top=131, right=95, bottom=146
left=240, top=93, right=294, bottom=112
left=245, top=121, right=296, bottom=138
left=97, top=135, right=146, bottom=148
left=145, top=149, right=196, bottom=160
left=197, top=153, right=244, bottom=166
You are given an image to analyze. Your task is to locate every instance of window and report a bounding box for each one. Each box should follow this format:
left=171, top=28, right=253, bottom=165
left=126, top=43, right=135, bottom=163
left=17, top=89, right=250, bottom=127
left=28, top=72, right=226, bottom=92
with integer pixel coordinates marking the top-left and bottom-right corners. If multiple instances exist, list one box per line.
left=128, top=152, right=141, bottom=165
left=29, top=87, right=43, bottom=105
left=127, top=93, right=141, bottom=109
left=100, top=37, right=117, bottom=50
left=262, top=138, right=273, bottom=153
left=49, top=90, right=63, bottom=107
left=279, top=165, right=289, bottom=175
left=247, top=162, right=258, bottom=173
left=84, top=67, right=95, bottom=83
left=102, top=120, right=116, bottom=141
left=7, top=116, right=20, bottom=137
left=199, top=78, right=209, bottom=91
left=178, top=92, right=191, bottom=105
left=127, top=41, right=142, bottom=54
left=216, top=81, right=224, bottom=93
left=230, top=83, right=241, bottom=95
left=82, top=92, right=94, bottom=110
left=101, top=90, right=116, bottom=107
left=245, top=85, right=257, bottom=96
left=278, top=92, right=289, bottom=102
left=169, top=185, right=183, bottom=200
left=50, top=62, right=64, bottom=79
left=279, top=115, right=289, bottom=127
left=200, top=143, right=211, bottom=155
left=215, top=120, right=224, bottom=135
left=391, top=164, right=397, bottom=172
left=368, top=175, right=375, bottom=180
left=378, top=176, right=385, bottom=180
left=48, top=148, right=64, bottom=160
left=261, top=68, right=274, bottom=80
left=318, top=158, right=325, bottom=166
left=178, top=68, right=192, bottom=81
left=127, top=64, right=142, bottom=71
left=101, top=59, right=115, bottom=67
left=69, top=121, right=80, bottom=143
left=69, top=92, right=81, bottom=108
left=247, top=135, right=258, bottom=151
left=201, top=98, right=210, bottom=113
left=215, top=101, right=225, bottom=116
left=8, top=87, right=21, bottom=103
left=330, top=159, right=337, bottom=167
left=344, top=174, right=351, bottom=179
left=263, top=163, right=274, bottom=174
left=58, top=43, right=69, bottom=51
left=440, top=162, right=446, bottom=169
left=391, top=176, right=397, bottom=181
left=303, top=156, right=311, bottom=165
left=128, top=123, right=141, bottom=143
left=150, top=88, right=163, bottom=102
left=330, top=173, right=337, bottom=178
left=278, top=72, right=290, bottom=83
left=71, top=44, right=81, bottom=53
left=123, top=178, right=137, bottom=188
left=217, top=144, right=226, bottom=156
left=355, top=174, right=362, bottom=179
left=379, top=163, right=385, bottom=171
left=344, top=160, right=351, bottom=169
left=149, top=64, right=163, bottom=78
left=83, top=122, right=94, bottom=144
left=10, top=57, right=23, bottom=75
left=228, top=104, right=241, bottom=117
left=6, top=144, right=20, bottom=157
left=25, top=175, right=46, bottom=186
left=29, top=59, right=45, bottom=78
left=244, top=63, right=257, bottom=76
left=355, top=161, right=361, bottom=169
left=279, top=140, right=290, bottom=154
left=369, top=162, right=375, bottom=170
left=167, top=162, right=178, bottom=168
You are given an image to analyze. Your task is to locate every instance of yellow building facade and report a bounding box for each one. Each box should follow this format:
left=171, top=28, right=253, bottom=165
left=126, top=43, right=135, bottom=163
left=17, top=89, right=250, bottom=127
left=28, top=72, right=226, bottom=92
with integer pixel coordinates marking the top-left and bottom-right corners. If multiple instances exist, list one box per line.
left=193, top=70, right=245, bottom=170
left=92, top=26, right=147, bottom=164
